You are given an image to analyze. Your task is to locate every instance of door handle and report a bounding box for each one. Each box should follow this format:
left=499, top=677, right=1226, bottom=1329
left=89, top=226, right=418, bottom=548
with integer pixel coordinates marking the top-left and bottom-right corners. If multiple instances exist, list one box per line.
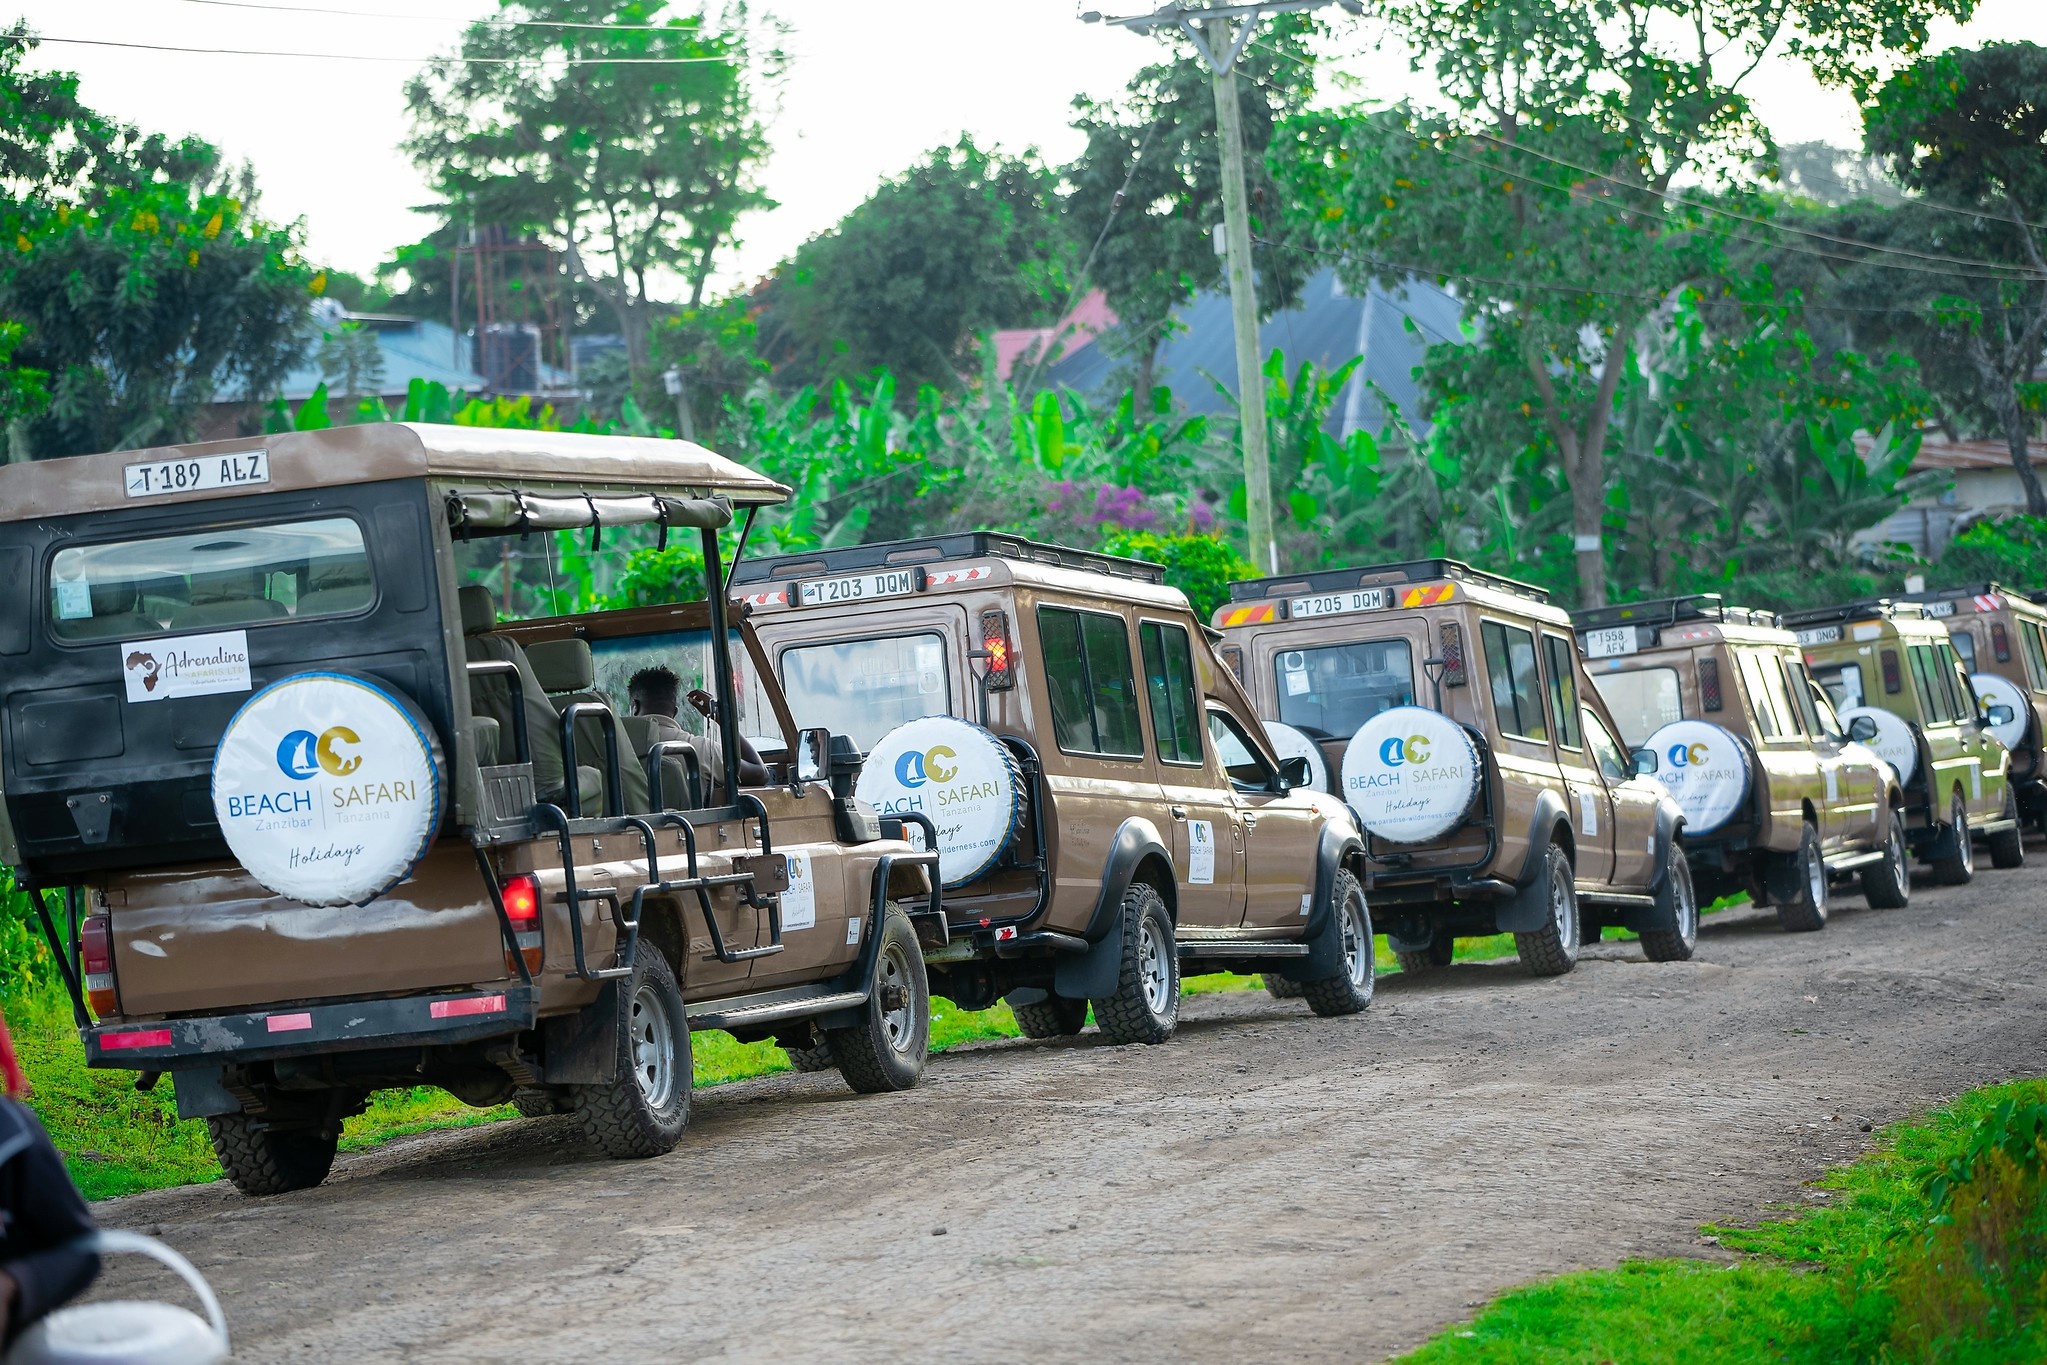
left=1243, top=814, right=1258, bottom=830
left=1170, top=805, right=1187, bottom=819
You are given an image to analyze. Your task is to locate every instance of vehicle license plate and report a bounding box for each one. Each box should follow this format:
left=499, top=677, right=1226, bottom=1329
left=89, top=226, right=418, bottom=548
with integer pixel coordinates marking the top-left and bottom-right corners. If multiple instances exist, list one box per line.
left=1922, top=600, right=1955, bottom=618
left=797, top=569, right=919, bottom=607
left=1794, top=625, right=1842, bottom=645
left=1582, top=626, right=1638, bottom=659
left=124, top=449, right=269, bottom=498
left=1288, top=588, right=1388, bottom=619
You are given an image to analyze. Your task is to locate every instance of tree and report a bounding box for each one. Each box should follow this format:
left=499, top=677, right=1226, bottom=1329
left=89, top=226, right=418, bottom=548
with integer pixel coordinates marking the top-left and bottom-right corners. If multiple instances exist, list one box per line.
left=1861, top=43, right=2047, bottom=516
left=405, top=1, right=784, bottom=386
left=1065, top=16, right=1323, bottom=400
left=755, top=137, right=1072, bottom=392
left=1280, top=0, right=1972, bottom=604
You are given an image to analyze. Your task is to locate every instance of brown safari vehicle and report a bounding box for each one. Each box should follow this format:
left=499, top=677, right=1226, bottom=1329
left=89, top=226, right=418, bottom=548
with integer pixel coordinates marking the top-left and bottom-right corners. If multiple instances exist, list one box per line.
left=731, top=533, right=1375, bottom=1045
left=1215, top=559, right=1696, bottom=976
left=1786, top=598, right=2021, bottom=883
left=0, top=424, right=940, bottom=1195
left=1570, top=594, right=1910, bottom=930
left=1898, top=583, right=2047, bottom=833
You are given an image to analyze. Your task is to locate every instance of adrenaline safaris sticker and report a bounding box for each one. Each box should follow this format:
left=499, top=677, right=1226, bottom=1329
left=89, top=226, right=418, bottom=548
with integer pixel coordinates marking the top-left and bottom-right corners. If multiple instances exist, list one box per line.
left=212, top=672, right=445, bottom=906
left=1341, top=706, right=1482, bottom=843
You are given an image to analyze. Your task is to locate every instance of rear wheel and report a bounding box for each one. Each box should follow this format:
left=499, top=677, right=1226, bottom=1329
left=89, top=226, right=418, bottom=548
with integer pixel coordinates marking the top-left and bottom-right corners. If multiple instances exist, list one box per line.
left=1860, top=810, right=1911, bottom=909
left=1513, top=843, right=1580, bottom=977
left=1775, top=822, right=1829, bottom=933
left=1301, top=870, right=1375, bottom=1017
left=827, top=906, right=931, bottom=1093
left=1932, top=792, right=1975, bottom=885
left=1395, top=929, right=1455, bottom=976
left=1090, top=881, right=1180, bottom=1045
left=1640, top=848, right=1699, bottom=962
left=206, top=1110, right=339, bottom=1197
left=572, top=950, right=690, bottom=1159
left=1988, top=784, right=2026, bottom=869
left=1010, top=992, right=1089, bottom=1038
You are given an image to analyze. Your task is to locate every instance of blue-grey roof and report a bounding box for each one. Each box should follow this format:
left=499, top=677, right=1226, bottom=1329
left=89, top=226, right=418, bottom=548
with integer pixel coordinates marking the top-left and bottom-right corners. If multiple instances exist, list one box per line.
left=1042, top=267, right=1463, bottom=437
left=218, top=305, right=577, bottom=403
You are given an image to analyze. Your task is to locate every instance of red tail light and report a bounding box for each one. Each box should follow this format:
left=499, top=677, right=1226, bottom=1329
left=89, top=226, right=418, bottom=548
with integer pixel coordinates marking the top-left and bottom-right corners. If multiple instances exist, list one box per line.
left=1700, top=658, right=1722, bottom=712
left=502, top=874, right=542, bottom=975
left=82, top=913, right=115, bottom=1019
left=1993, top=623, right=2011, bottom=662
left=980, top=608, right=1014, bottom=692
left=1882, top=648, right=1902, bottom=694
left=1439, top=622, right=1467, bottom=687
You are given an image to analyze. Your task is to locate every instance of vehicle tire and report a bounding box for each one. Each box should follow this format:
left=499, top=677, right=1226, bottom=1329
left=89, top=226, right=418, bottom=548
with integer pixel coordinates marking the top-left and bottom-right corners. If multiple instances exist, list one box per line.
left=1301, top=870, right=1375, bottom=1017
left=572, top=950, right=691, bottom=1159
left=1262, top=974, right=1304, bottom=1000
left=206, top=1111, right=339, bottom=1197
left=1090, top=881, right=1180, bottom=1046
left=783, top=1039, right=836, bottom=1073
left=1640, top=848, right=1699, bottom=962
left=511, top=1087, right=570, bottom=1118
left=827, top=906, right=931, bottom=1093
left=1932, top=792, right=1975, bottom=886
left=1010, top=992, right=1089, bottom=1038
left=1988, top=785, right=2026, bottom=869
left=1859, top=810, right=1911, bottom=909
left=1513, top=843, right=1580, bottom=978
left=1775, top=822, right=1829, bottom=933
left=1395, top=929, right=1455, bottom=976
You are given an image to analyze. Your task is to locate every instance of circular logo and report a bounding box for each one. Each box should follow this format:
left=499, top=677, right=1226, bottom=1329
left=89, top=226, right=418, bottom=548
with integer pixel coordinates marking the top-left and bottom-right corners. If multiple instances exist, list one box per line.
left=857, top=716, right=1025, bottom=888
left=1340, top=706, right=1482, bottom=843
left=1643, top=721, right=1750, bottom=834
left=1840, top=706, right=1918, bottom=786
left=1972, top=672, right=2029, bottom=751
left=1262, top=720, right=1329, bottom=793
left=213, top=673, right=445, bottom=907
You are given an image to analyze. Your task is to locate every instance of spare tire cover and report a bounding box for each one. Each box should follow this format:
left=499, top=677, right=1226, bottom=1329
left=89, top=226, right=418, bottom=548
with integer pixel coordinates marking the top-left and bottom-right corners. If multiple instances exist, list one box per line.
left=1340, top=706, right=1482, bottom=843
left=856, top=716, right=1026, bottom=888
left=1840, top=706, right=1918, bottom=786
left=1644, top=721, right=1750, bottom=834
left=1971, top=672, right=2030, bottom=751
left=1263, top=721, right=1330, bottom=793
left=212, top=672, right=446, bottom=907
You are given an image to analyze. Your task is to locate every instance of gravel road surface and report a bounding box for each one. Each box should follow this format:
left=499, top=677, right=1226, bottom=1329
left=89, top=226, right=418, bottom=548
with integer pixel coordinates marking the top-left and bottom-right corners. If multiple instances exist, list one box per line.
left=91, top=865, right=2047, bottom=1362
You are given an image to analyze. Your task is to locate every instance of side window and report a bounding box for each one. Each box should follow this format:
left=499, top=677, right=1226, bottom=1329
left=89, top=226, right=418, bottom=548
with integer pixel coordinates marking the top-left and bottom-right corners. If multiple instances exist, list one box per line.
left=1736, top=650, right=1781, bottom=739
left=1801, top=667, right=1846, bottom=740
left=1206, top=708, right=1274, bottom=792
left=1037, top=606, right=1144, bottom=758
left=1480, top=620, right=1548, bottom=742
left=2022, top=621, right=2047, bottom=694
left=1756, top=652, right=1804, bottom=737
left=1543, top=634, right=1582, bottom=749
left=1139, top=621, right=1203, bottom=765
left=1941, top=643, right=1978, bottom=722
left=1907, top=645, right=1944, bottom=723
left=1582, top=708, right=1631, bottom=783
left=1785, top=660, right=1824, bottom=737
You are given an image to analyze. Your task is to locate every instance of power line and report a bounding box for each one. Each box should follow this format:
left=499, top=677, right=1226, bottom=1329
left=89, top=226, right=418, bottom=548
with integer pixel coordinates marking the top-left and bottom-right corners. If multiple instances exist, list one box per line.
left=3, top=32, right=744, bottom=65
left=170, top=0, right=782, bottom=36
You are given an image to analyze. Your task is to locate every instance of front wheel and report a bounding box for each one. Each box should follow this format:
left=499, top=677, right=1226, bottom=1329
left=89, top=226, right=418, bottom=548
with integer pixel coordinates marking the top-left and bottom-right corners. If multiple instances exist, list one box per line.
left=572, top=950, right=691, bottom=1159
left=1860, top=810, right=1910, bottom=909
left=1301, top=870, right=1375, bottom=1017
left=1988, top=784, right=2026, bottom=869
left=1010, top=992, right=1089, bottom=1038
left=1090, top=881, right=1180, bottom=1045
left=1262, top=974, right=1304, bottom=1000
left=1395, top=929, right=1455, bottom=976
left=1513, top=842, right=1580, bottom=977
left=1640, top=848, right=1699, bottom=962
left=827, top=906, right=932, bottom=1093
left=1775, top=821, right=1828, bottom=933
left=1932, top=792, right=1974, bottom=885
left=206, top=1110, right=339, bottom=1197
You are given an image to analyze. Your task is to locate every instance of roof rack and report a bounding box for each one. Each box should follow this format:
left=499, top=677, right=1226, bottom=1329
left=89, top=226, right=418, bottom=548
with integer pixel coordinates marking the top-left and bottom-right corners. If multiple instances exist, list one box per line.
left=1570, top=594, right=1781, bottom=632
left=1778, top=597, right=1927, bottom=627
left=1226, top=557, right=1548, bottom=605
left=728, top=531, right=1166, bottom=586
left=1897, top=582, right=2013, bottom=604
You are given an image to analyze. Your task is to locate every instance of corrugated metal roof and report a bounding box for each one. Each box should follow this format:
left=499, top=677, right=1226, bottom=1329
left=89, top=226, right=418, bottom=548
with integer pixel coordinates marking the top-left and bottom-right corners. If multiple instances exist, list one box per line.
left=216, top=309, right=577, bottom=404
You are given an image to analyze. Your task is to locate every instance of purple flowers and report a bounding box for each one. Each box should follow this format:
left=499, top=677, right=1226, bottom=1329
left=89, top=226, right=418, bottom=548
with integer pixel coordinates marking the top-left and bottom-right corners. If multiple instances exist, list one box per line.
left=1046, top=482, right=1161, bottom=531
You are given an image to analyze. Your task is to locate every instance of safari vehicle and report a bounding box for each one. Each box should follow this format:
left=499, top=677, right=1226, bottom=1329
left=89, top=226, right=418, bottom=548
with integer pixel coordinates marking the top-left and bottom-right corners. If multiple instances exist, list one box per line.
left=1898, top=583, right=2047, bottom=832
left=0, top=424, right=940, bottom=1196
left=1785, top=598, right=2022, bottom=883
left=731, top=532, right=1374, bottom=1044
left=1570, top=595, right=1909, bottom=930
left=1214, top=559, right=1697, bottom=976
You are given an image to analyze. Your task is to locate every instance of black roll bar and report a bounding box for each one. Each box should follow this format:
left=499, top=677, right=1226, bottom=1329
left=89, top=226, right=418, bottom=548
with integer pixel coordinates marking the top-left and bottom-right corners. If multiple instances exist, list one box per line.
left=464, top=659, right=532, bottom=765
left=557, top=701, right=626, bottom=818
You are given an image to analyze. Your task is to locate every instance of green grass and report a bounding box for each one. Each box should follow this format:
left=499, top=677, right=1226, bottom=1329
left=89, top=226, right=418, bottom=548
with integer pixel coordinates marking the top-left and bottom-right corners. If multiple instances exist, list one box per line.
left=1395, top=1079, right=2047, bottom=1365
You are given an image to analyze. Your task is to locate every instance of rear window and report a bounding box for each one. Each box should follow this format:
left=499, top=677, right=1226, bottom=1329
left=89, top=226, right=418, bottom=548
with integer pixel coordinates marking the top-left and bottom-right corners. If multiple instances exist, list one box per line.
left=1952, top=629, right=1977, bottom=669
left=48, top=516, right=371, bottom=642
left=1813, top=661, right=1864, bottom=710
left=1592, top=667, right=1682, bottom=747
left=779, top=632, right=949, bottom=751
left=1272, top=638, right=1414, bottom=739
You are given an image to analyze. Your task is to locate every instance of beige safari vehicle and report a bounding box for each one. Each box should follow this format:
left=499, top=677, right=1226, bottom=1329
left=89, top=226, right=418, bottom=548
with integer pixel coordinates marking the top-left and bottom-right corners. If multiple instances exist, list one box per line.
left=1785, top=598, right=2022, bottom=883
left=1900, top=583, right=2047, bottom=833
left=0, top=424, right=940, bottom=1195
left=1215, top=559, right=1696, bottom=976
left=732, top=532, right=1375, bottom=1044
left=1570, top=595, right=1909, bottom=930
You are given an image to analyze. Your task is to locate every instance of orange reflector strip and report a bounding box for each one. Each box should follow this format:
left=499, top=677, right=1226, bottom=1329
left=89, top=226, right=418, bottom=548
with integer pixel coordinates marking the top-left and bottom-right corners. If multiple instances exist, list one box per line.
left=1400, top=583, right=1458, bottom=608
left=430, top=994, right=507, bottom=1020
left=100, top=1028, right=172, bottom=1050
left=1217, top=602, right=1278, bottom=627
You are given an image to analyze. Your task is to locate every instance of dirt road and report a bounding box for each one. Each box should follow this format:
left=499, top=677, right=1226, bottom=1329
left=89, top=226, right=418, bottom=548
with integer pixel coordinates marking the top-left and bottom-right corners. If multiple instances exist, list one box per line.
left=93, top=867, right=2047, bottom=1363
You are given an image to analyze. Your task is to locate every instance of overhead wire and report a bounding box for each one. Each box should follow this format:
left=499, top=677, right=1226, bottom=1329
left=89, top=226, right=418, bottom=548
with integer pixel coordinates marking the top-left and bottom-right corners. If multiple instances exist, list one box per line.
left=169, top=0, right=785, bottom=36
left=1, top=31, right=747, bottom=64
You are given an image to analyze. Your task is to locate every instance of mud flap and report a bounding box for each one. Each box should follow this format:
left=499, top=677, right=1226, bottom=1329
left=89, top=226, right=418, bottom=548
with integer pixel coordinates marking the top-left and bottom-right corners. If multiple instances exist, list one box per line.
left=541, top=980, right=621, bottom=1086
left=1272, top=824, right=1362, bottom=983
left=1053, top=925, right=1123, bottom=1001
left=1006, top=986, right=1052, bottom=1008
left=1493, top=876, right=1553, bottom=934
left=171, top=1067, right=239, bottom=1120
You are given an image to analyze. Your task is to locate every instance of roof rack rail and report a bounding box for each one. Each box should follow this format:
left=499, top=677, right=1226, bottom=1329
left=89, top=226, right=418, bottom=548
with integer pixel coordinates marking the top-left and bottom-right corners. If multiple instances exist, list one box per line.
left=1226, top=557, right=1548, bottom=605
left=1778, top=597, right=1926, bottom=627
left=728, top=531, right=1166, bottom=586
left=1569, top=593, right=1781, bottom=632
left=1897, top=581, right=2014, bottom=604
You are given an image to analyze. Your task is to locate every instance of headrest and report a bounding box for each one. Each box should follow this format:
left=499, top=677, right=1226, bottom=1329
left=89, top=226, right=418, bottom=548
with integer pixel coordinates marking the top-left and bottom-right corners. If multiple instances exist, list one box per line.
left=459, top=585, right=497, bottom=636
left=528, top=638, right=595, bottom=694
left=88, top=581, right=137, bottom=615
left=307, top=556, right=372, bottom=591
left=187, top=569, right=266, bottom=606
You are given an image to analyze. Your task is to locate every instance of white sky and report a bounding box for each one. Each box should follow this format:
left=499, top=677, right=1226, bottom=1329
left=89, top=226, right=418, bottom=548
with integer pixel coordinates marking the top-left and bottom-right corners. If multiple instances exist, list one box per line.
left=11, top=0, right=2047, bottom=298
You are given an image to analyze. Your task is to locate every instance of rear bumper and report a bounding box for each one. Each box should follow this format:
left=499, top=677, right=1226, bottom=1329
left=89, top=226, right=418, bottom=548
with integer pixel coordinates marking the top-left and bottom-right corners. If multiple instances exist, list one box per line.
left=83, top=984, right=539, bottom=1069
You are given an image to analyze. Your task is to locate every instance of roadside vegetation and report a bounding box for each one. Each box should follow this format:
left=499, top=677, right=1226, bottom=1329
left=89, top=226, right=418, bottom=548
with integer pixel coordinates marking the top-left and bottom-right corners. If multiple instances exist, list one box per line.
left=1398, top=1079, right=2047, bottom=1365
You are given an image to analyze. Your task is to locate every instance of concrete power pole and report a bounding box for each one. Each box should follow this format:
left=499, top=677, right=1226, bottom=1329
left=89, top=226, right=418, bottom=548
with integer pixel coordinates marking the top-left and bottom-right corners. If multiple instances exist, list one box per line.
left=1089, top=0, right=1355, bottom=576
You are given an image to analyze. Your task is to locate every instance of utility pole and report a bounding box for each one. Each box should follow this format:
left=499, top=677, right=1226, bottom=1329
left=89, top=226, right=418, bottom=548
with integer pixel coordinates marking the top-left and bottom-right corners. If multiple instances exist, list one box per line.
left=1087, top=0, right=1356, bottom=576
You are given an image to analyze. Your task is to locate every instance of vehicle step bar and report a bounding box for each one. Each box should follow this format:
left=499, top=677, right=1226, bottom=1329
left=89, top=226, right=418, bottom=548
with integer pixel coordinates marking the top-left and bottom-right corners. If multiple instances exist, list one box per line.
left=1973, top=817, right=2021, bottom=835
left=1577, top=889, right=1657, bottom=909
left=690, top=988, right=870, bottom=1032
left=1176, top=940, right=1311, bottom=959
left=1825, top=849, right=1887, bottom=873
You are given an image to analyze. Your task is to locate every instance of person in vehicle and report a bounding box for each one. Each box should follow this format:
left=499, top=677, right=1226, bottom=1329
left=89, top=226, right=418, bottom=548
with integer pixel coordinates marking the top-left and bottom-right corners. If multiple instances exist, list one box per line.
left=0, top=1017, right=99, bottom=1348
left=627, top=665, right=770, bottom=800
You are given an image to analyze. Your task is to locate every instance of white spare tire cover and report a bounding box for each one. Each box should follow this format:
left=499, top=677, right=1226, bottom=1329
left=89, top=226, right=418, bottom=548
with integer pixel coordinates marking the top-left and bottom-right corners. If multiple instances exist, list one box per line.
left=1644, top=721, right=1750, bottom=834
left=1840, top=706, right=1918, bottom=786
left=856, top=716, right=1025, bottom=888
left=1263, top=721, right=1329, bottom=793
left=212, top=672, right=446, bottom=907
left=1972, top=672, right=2030, bottom=750
left=1340, top=706, right=1482, bottom=843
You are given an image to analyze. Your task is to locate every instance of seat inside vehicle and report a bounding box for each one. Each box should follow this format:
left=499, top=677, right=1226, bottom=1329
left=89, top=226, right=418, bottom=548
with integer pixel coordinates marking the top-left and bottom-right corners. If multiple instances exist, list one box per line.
left=459, top=584, right=574, bottom=806
left=527, top=637, right=651, bottom=815
left=295, top=557, right=374, bottom=617
left=620, top=712, right=705, bottom=810
left=171, top=570, right=290, bottom=629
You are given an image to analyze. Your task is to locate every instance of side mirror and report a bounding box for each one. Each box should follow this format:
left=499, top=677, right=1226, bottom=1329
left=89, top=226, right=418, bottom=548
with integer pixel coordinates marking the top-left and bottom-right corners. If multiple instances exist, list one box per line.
left=795, top=727, right=830, bottom=785
left=1847, top=714, right=1879, bottom=743
left=1278, top=755, right=1312, bottom=790
left=1988, top=703, right=2016, bottom=727
left=1630, top=747, right=1658, bottom=776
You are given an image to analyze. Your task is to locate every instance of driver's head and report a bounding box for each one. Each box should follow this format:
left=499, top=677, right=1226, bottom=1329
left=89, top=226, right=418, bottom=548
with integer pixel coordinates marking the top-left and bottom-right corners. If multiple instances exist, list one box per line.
left=628, top=665, right=681, bottom=719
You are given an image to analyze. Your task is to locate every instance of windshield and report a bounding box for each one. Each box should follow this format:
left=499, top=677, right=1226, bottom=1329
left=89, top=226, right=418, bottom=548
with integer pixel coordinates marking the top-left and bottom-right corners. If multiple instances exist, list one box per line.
left=1592, top=666, right=1683, bottom=747
left=588, top=628, right=775, bottom=746
left=1272, top=638, right=1415, bottom=739
left=778, top=632, right=950, bottom=751
left=48, top=516, right=371, bottom=642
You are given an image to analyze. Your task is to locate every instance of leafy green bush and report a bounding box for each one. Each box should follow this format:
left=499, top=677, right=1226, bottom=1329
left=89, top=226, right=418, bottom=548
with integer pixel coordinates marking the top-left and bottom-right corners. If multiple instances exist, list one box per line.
left=1934, top=516, right=2047, bottom=593
left=1100, top=529, right=1256, bottom=620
